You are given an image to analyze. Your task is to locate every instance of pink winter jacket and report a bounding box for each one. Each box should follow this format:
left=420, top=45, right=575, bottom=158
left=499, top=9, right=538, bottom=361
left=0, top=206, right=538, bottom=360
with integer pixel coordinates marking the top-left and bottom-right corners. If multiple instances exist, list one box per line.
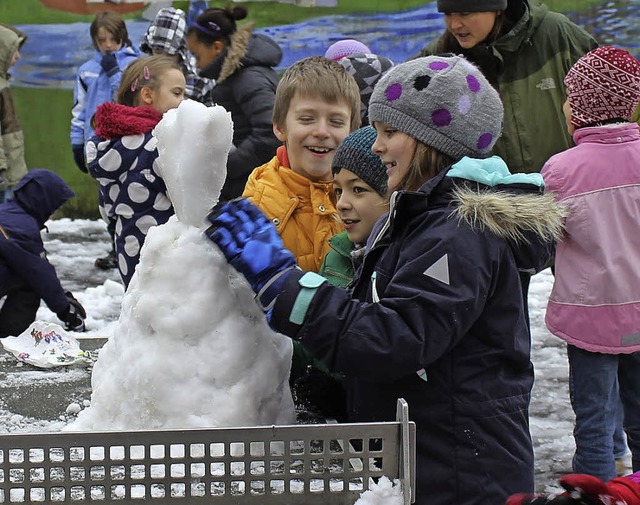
left=542, top=123, right=640, bottom=354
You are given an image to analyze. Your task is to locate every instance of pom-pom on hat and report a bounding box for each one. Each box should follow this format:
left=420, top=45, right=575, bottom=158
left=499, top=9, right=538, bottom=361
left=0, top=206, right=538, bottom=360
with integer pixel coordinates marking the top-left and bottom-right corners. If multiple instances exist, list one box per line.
left=368, top=55, right=504, bottom=160
left=437, top=0, right=507, bottom=13
left=564, top=45, right=640, bottom=128
left=332, top=126, right=388, bottom=197
left=337, top=53, right=395, bottom=123
left=324, top=39, right=371, bottom=62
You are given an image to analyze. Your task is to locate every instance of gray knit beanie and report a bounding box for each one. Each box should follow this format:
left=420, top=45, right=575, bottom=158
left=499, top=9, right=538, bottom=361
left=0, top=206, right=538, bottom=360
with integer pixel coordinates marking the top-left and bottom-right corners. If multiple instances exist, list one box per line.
left=332, top=126, right=388, bottom=197
left=437, top=0, right=507, bottom=13
left=368, top=55, right=503, bottom=160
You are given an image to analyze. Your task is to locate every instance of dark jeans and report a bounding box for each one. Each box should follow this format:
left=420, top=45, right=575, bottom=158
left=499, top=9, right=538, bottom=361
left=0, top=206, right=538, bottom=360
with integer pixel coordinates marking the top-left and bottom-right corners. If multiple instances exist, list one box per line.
left=0, top=276, right=40, bottom=337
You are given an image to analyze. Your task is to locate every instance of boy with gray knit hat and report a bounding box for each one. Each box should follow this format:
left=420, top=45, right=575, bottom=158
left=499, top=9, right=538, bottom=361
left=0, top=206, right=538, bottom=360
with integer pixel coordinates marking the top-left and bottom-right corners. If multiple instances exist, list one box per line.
left=206, top=53, right=566, bottom=505
left=293, top=125, right=389, bottom=423
left=320, top=125, right=389, bottom=286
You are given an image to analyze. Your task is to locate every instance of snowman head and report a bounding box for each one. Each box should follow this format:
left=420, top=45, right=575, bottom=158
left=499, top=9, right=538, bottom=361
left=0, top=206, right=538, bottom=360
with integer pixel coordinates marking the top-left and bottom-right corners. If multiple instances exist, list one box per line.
left=154, top=99, right=234, bottom=228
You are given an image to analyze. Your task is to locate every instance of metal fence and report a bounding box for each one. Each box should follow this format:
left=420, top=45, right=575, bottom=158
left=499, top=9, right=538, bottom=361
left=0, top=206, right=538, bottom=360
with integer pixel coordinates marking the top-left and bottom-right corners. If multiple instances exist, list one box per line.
left=0, top=399, right=415, bottom=504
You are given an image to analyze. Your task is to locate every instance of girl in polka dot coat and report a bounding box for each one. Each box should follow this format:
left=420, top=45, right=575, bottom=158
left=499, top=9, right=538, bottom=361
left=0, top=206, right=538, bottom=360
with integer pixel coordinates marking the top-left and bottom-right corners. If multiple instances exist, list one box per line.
left=86, top=55, right=186, bottom=288
left=207, top=55, right=567, bottom=504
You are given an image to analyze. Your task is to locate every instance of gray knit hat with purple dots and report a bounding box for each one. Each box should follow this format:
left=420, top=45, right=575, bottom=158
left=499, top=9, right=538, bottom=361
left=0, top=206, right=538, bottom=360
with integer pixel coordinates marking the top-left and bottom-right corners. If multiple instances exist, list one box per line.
left=368, top=55, right=504, bottom=160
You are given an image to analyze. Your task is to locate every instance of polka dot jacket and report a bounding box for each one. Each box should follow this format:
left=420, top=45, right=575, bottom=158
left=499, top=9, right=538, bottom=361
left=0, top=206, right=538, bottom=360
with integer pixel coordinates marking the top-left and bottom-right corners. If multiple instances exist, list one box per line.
left=86, top=102, right=174, bottom=289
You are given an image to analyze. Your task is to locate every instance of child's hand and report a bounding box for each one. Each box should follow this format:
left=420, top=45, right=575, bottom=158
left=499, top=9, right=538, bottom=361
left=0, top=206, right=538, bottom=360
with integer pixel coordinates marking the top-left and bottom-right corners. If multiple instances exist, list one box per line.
left=60, top=292, right=87, bottom=332
left=205, top=198, right=297, bottom=311
left=100, top=51, right=119, bottom=77
left=71, top=144, right=87, bottom=173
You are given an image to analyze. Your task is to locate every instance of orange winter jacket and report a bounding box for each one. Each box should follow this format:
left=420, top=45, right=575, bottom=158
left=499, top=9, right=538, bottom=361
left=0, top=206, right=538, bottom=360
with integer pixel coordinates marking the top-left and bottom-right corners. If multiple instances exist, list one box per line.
left=243, top=146, right=343, bottom=273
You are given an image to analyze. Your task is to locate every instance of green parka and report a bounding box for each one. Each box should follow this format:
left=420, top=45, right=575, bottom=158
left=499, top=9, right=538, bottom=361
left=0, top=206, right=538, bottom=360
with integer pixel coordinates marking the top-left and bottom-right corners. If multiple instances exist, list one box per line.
left=419, top=0, right=597, bottom=174
left=0, top=25, right=27, bottom=187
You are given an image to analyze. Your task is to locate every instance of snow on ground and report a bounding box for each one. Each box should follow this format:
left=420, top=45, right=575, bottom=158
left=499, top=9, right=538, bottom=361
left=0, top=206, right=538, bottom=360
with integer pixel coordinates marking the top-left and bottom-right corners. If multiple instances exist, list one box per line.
left=0, top=216, right=621, bottom=494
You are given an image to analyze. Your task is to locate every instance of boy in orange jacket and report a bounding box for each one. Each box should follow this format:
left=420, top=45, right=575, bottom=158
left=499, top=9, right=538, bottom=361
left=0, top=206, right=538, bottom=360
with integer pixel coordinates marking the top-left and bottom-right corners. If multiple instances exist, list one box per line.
left=242, top=56, right=360, bottom=273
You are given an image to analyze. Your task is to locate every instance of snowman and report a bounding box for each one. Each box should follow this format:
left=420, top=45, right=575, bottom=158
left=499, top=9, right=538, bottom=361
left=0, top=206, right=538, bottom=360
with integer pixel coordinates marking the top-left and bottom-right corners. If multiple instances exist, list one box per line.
left=67, top=100, right=295, bottom=431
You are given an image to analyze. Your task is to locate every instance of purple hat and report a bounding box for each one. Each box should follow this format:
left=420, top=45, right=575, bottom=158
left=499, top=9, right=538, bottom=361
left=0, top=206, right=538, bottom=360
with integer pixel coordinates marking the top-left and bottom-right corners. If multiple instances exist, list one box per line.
left=324, top=39, right=371, bottom=62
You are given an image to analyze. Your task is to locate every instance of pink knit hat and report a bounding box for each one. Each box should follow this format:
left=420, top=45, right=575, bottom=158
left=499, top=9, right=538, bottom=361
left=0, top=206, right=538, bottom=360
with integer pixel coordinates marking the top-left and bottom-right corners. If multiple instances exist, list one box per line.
left=564, top=46, right=640, bottom=128
left=324, top=39, right=371, bottom=62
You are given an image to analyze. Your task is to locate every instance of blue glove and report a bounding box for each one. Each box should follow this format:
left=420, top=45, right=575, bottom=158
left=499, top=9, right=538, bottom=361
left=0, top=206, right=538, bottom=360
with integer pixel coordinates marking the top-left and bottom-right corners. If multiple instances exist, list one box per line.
left=100, top=51, right=119, bottom=77
left=206, top=198, right=297, bottom=312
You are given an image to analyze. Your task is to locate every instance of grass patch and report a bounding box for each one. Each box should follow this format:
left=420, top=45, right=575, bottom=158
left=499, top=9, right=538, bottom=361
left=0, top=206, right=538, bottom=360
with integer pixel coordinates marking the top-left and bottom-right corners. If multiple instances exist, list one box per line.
left=1, top=0, right=430, bottom=25
left=12, top=86, right=99, bottom=218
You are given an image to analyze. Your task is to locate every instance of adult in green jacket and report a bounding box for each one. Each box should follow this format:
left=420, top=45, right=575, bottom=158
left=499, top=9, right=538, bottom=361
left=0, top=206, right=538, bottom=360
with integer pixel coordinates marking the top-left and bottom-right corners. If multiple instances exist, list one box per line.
left=419, top=0, right=597, bottom=175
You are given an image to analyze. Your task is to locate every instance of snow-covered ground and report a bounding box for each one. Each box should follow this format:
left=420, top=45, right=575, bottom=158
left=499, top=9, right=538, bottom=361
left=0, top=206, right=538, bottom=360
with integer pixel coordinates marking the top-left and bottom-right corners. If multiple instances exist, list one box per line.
left=0, top=217, right=624, bottom=494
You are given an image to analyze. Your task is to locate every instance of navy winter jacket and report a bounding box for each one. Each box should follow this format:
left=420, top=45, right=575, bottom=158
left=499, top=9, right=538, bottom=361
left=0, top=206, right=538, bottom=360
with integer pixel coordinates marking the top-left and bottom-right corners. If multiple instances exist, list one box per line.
left=272, top=162, right=565, bottom=505
left=0, top=169, right=75, bottom=318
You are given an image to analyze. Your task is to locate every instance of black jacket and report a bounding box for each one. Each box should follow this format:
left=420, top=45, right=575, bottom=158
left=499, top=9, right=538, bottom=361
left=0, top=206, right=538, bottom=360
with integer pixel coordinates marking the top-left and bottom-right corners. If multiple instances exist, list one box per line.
left=200, top=25, right=282, bottom=201
left=0, top=169, right=75, bottom=318
left=272, top=161, right=566, bottom=505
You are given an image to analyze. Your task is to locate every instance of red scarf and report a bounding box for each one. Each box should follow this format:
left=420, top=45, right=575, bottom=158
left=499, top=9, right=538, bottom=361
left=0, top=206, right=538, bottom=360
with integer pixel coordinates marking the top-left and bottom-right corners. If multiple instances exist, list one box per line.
left=276, top=145, right=290, bottom=168
left=94, top=102, right=163, bottom=139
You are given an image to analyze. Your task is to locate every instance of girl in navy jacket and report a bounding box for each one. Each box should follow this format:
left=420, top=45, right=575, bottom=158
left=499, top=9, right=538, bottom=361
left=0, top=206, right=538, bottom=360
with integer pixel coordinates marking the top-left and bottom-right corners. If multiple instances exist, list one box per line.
left=206, top=55, right=566, bottom=505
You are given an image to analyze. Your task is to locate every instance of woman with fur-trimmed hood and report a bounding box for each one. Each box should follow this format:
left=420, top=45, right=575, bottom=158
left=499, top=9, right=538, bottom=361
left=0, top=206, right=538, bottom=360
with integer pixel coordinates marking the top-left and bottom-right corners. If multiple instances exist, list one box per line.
left=187, top=5, right=281, bottom=201
left=206, top=55, right=567, bottom=505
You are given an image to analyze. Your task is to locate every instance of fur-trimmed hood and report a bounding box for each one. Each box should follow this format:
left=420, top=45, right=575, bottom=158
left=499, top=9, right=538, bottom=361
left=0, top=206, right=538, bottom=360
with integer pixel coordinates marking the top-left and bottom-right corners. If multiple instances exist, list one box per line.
left=200, top=24, right=282, bottom=83
left=379, top=157, right=567, bottom=275
left=451, top=187, right=565, bottom=245
left=445, top=156, right=566, bottom=274
left=451, top=183, right=566, bottom=272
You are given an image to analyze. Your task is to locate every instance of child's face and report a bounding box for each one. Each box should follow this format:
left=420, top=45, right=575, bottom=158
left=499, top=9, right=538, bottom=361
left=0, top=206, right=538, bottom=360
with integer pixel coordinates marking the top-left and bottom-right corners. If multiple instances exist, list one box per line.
left=95, top=27, right=123, bottom=54
left=141, top=68, right=186, bottom=114
left=562, top=97, right=576, bottom=136
left=444, top=11, right=499, bottom=49
left=372, top=122, right=417, bottom=192
left=333, top=168, right=389, bottom=245
left=273, top=92, right=352, bottom=182
left=9, top=50, right=19, bottom=68
left=186, top=33, right=225, bottom=70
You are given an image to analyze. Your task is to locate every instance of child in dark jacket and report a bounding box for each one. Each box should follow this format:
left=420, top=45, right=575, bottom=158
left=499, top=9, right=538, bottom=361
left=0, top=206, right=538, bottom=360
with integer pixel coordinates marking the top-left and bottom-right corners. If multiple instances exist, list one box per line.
left=186, top=5, right=282, bottom=200
left=207, top=55, right=566, bottom=505
left=86, top=55, right=185, bottom=289
left=0, top=169, right=86, bottom=337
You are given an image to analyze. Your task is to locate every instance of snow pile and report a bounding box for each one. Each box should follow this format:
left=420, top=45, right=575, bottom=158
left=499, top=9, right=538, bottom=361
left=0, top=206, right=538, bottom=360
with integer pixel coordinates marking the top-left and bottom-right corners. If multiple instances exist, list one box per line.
left=354, top=476, right=404, bottom=505
left=66, top=100, right=295, bottom=431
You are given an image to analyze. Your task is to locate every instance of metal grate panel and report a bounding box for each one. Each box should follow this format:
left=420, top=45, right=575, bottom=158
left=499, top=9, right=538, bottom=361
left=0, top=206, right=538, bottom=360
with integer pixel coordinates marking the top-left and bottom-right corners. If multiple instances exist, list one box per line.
left=0, top=400, right=415, bottom=504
